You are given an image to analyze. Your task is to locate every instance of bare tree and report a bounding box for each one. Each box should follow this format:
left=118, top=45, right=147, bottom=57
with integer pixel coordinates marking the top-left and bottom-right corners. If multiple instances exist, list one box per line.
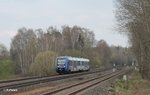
left=96, top=40, right=111, bottom=67
left=10, top=28, right=37, bottom=74
left=115, top=0, right=150, bottom=79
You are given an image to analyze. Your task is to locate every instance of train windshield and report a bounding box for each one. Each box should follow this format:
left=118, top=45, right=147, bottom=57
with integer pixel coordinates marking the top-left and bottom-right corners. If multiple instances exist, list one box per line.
left=57, top=58, right=65, bottom=65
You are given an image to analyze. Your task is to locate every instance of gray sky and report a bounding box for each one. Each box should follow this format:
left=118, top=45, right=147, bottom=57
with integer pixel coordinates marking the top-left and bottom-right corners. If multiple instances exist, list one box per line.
left=0, top=0, right=128, bottom=49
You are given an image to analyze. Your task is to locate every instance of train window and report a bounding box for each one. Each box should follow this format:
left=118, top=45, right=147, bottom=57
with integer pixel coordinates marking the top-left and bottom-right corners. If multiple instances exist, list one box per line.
left=80, top=61, right=83, bottom=65
left=72, top=61, right=74, bottom=66
left=57, top=58, right=65, bottom=64
left=82, top=62, right=83, bottom=65
left=82, top=62, right=84, bottom=65
left=76, top=61, right=78, bottom=65
left=80, top=61, right=81, bottom=65
left=84, top=62, right=86, bottom=66
left=78, top=61, right=80, bottom=65
left=74, top=61, right=77, bottom=67
left=69, top=61, right=72, bottom=66
left=85, top=62, right=87, bottom=65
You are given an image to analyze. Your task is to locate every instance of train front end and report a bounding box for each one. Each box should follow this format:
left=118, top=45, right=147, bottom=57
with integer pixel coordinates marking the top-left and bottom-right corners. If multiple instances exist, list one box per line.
left=56, top=57, right=68, bottom=74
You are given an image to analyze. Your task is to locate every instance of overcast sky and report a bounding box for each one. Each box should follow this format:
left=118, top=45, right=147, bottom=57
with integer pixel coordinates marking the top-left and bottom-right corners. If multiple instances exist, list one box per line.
left=0, top=0, right=128, bottom=49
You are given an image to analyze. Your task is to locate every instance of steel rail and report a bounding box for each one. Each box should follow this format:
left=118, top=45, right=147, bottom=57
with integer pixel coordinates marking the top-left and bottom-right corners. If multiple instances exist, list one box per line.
left=42, top=69, right=128, bottom=95
left=0, top=68, right=108, bottom=91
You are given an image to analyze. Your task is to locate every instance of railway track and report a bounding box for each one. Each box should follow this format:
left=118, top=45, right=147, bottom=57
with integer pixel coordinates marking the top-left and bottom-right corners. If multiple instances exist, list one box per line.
left=0, top=76, right=48, bottom=84
left=42, top=69, right=129, bottom=95
left=0, top=68, right=104, bottom=84
left=0, top=68, right=108, bottom=92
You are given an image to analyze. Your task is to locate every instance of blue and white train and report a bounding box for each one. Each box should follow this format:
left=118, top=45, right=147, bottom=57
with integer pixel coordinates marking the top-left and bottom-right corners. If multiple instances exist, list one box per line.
left=55, top=56, right=90, bottom=74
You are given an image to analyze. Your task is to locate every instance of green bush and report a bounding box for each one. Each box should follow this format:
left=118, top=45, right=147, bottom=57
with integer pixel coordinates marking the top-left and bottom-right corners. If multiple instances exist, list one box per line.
left=29, top=51, right=57, bottom=76
left=0, top=59, right=15, bottom=80
left=114, top=71, right=142, bottom=94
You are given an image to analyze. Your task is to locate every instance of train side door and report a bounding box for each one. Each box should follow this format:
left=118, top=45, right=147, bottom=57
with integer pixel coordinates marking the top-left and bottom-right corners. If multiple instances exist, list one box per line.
left=72, top=61, right=75, bottom=71
left=74, top=61, right=78, bottom=71
left=68, top=61, right=73, bottom=71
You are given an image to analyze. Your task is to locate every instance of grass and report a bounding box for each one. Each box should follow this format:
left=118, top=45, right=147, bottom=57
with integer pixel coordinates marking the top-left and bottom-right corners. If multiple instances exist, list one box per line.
left=0, top=59, right=15, bottom=80
left=114, top=71, right=150, bottom=95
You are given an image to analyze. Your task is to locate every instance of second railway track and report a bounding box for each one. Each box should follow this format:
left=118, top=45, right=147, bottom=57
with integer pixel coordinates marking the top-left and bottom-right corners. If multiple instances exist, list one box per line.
left=0, top=68, right=108, bottom=92
left=42, top=68, right=129, bottom=95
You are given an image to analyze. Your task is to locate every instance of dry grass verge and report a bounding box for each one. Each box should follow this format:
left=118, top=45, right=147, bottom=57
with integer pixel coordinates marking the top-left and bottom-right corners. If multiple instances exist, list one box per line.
left=113, top=71, right=150, bottom=95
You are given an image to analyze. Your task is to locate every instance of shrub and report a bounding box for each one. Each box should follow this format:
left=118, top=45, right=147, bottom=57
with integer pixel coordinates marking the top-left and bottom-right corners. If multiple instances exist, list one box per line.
left=0, top=59, right=15, bottom=80
left=29, top=51, right=57, bottom=76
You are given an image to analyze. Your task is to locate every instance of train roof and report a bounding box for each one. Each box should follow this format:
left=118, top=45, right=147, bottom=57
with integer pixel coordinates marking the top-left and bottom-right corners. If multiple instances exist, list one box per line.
left=57, top=56, right=89, bottom=62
